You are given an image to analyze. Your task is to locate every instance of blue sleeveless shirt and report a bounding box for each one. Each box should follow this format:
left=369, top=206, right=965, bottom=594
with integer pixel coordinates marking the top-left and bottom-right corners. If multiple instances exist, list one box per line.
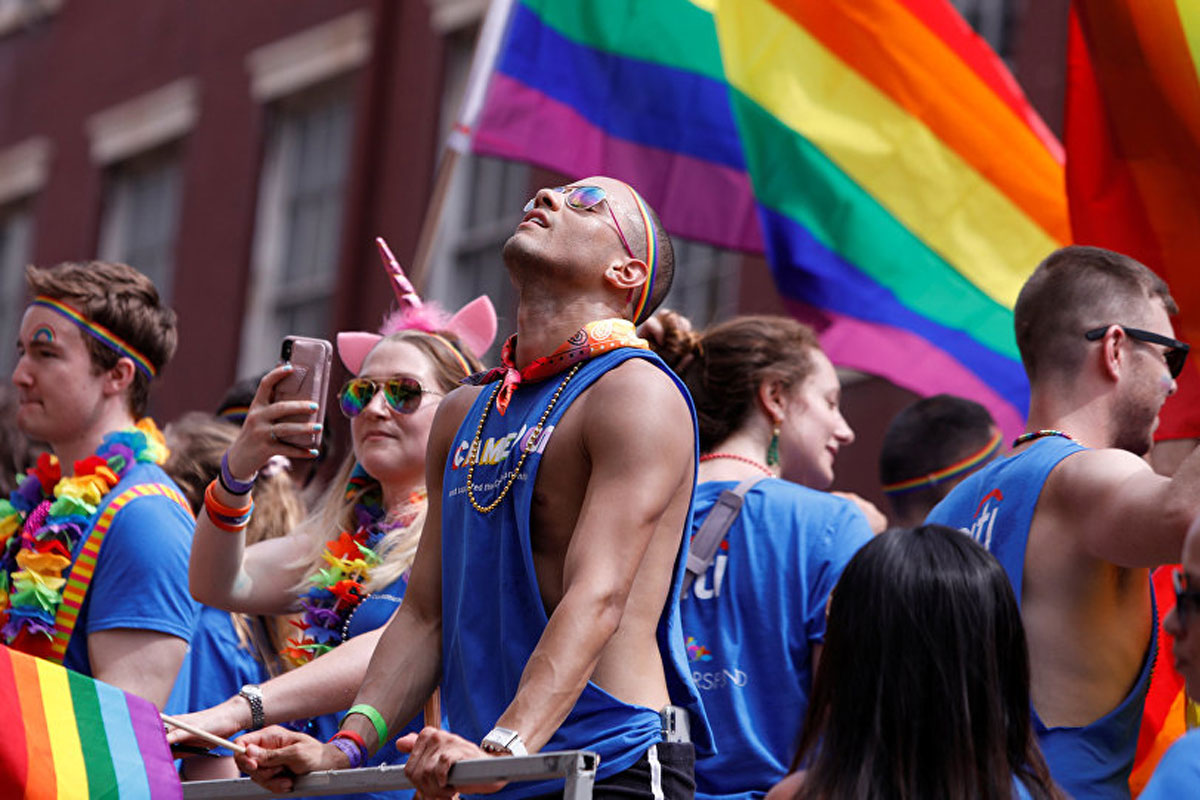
left=926, top=436, right=1155, bottom=799
left=440, top=348, right=713, bottom=798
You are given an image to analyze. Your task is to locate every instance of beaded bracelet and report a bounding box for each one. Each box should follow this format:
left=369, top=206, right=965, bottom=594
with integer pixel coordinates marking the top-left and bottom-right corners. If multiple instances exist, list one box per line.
left=344, top=703, right=388, bottom=747
left=219, top=451, right=257, bottom=495
left=204, top=480, right=254, bottom=532
left=328, top=736, right=365, bottom=769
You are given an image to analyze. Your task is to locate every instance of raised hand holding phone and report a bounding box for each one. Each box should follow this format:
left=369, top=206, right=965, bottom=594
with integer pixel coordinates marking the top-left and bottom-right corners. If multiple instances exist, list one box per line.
left=223, top=337, right=332, bottom=482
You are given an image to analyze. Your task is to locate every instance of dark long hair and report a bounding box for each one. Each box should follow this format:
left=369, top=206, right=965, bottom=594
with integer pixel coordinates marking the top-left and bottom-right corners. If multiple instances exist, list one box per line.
left=790, top=525, right=1060, bottom=800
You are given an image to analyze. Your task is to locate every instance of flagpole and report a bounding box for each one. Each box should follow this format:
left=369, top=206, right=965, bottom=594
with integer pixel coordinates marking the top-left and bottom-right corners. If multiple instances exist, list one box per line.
left=409, top=0, right=517, bottom=293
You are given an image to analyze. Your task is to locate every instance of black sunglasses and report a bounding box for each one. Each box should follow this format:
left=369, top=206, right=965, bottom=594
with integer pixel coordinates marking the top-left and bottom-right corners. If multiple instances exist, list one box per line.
left=337, top=376, right=442, bottom=418
left=1174, top=569, right=1200, bottom=629
left=1084, top=325, right=1190, bottom=379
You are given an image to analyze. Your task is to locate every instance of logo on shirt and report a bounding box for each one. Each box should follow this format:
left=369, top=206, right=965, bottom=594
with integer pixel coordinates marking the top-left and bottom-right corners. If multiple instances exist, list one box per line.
left=685, top=540, right=729, bottom=600
left=963, top=488, right=1003, bottom=549
left=686, top=636, right=713, bottom=662
left=450, top=423, right=556, bottom=470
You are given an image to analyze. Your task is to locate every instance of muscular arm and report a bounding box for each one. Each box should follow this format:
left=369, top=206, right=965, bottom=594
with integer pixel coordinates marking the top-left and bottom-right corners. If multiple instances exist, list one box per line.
left=494, top=362, right=694, bottom=751
left=90, top=630, right=189, bottom=710
left=1057, top=444, right=1200, bottom=566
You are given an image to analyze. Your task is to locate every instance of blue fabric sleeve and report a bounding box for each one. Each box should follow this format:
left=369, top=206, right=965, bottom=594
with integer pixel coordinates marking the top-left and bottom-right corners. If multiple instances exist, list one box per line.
left=85, top=492, right=199, bottom=641
left=804, top=499, right=873, bottom=645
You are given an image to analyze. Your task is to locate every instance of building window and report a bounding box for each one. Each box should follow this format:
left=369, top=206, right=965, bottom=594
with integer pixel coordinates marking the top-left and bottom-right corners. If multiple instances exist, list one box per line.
left=950, top=0, right=1013, bottom=60
left=98, top=145, right=183, bottom=302
left=662, top=238, right=740, bottom=330
left=241, top=78, right=354, bottom=372
left=0, top=201, right=34, bottom=373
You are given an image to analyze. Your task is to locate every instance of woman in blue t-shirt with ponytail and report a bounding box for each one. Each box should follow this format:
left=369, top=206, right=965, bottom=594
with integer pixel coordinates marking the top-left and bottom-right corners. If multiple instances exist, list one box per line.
left=647, top=312, right=878, bottom=800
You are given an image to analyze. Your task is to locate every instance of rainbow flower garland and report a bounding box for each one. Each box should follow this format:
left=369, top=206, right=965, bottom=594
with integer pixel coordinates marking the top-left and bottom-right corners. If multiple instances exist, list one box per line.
left=282, top=466, right=426, bottom=666
left=0, top=419, right=169, bottom=654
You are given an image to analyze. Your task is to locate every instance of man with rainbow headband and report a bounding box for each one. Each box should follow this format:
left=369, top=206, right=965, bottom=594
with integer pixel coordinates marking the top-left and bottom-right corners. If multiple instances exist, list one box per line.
left=237, top=176, right=713, bottom=799
left=3, top=260, right=197, bottom=710
left=927, top=246, right=1200, bottom=798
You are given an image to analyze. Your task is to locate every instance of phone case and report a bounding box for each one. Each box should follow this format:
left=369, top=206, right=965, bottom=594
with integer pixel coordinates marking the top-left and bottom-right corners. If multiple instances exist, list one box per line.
left=273, top=336, right=333, bottom=448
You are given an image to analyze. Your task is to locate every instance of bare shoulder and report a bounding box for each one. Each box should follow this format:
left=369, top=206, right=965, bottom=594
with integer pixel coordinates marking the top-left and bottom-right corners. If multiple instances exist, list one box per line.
left=580, top=357, right=692, bottom=458
left=1048, top=446, right=1158, bottom=500
left=430, top=384, right=485, bottom=441
left=585, top=356, right=688, bottom=413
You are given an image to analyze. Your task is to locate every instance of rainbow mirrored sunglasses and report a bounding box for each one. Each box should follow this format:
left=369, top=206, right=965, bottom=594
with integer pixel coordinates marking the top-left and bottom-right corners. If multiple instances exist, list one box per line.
left=523, top=186, right=635, bottom=259
left=522, top=184, right=659, bottom=324
left=338, top=376, right=443, bottom=418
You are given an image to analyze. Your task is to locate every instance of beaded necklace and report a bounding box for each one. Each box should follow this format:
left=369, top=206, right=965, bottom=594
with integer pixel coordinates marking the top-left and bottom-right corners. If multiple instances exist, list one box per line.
left=0, top=419, right=169, bottom=651
left=282, top=475, right=426, bottom=666
left=699, top=452, right=775, bottom=478
left=1012, top=429, right=1074, bottom=448
left=466, top=364, right=581, bottom=514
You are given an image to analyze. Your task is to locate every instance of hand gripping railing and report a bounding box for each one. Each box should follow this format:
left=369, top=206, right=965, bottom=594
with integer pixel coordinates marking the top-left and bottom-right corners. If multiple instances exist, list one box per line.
left=180, top=750, right=599, bottom=799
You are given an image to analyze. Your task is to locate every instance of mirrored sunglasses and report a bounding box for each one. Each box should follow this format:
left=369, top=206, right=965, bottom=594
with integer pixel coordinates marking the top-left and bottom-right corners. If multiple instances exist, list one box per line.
left=522, top=186, right=634, bottom=258
left=1084, top=325, right=1190, bottom=379
left=338, top=377, right=441, bottom=418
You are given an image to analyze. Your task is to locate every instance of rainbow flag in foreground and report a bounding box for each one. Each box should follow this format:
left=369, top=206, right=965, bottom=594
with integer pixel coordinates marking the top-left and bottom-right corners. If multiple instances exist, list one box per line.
left=474, top=0, right=1071, bottom=437
left=0, top=645, right=181, bottom=799
left=1066, top=0, right=1200, bottom=441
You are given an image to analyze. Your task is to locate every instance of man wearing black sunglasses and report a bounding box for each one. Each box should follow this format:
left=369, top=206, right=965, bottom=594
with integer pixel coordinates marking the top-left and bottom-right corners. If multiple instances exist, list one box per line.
left=928, top=245, right=1199, bottom=799
left=236, top=177, right=709, bottom=800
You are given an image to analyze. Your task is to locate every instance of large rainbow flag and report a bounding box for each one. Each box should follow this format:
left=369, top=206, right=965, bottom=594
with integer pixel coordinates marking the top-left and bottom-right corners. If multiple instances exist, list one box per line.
left=1065, top=4, right=1200, bottom=791
left=1066, top=0, right=1200, bottom=440
left=0, top=645, right=181, bottom=799
left=473, top=0, right=1071, bottom=437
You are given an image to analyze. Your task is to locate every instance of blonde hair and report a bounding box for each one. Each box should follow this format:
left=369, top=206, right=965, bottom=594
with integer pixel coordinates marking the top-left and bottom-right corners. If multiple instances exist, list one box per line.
left=292, top=329, right=482, bottom=596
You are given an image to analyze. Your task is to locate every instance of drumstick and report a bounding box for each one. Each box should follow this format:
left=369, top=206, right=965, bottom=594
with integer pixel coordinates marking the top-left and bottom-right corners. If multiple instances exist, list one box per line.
left=160, top=712, right=248, bottom=755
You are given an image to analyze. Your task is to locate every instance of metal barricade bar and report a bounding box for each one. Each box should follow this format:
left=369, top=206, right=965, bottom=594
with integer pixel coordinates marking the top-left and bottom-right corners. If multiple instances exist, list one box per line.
left=181, top=750, right=599, bottom=799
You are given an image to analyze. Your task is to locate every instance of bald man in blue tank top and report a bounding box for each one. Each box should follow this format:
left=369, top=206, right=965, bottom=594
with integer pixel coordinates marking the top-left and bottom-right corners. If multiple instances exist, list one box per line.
left=928, top=246, right=1198, bottom=798
left=236, top=177, right=712, bottom=800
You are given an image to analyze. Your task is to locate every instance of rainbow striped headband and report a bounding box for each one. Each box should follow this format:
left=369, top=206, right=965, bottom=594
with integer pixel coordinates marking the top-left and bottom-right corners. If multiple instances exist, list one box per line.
left=30, top=296, right=157, bottom=378
left=622, top=182, right=658, bottom=324
left=881, top=428, right=1002, bottom=495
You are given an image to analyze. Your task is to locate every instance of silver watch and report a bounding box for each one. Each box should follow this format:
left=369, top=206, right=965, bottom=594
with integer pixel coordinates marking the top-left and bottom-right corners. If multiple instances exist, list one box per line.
left=239, top=684, right=265, bottom=731
left=480, top=726, right=527, bottom=756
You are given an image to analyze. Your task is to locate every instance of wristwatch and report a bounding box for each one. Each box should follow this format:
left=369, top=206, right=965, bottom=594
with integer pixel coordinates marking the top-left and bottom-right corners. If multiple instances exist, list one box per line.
left=239, top=684, right=265, bottom=731
left=480, top=727, right=527, bottom=756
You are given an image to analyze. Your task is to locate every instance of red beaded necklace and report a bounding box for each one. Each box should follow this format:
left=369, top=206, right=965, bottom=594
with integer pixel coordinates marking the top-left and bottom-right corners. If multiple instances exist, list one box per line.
left=699, top=452, right=775, bottom=478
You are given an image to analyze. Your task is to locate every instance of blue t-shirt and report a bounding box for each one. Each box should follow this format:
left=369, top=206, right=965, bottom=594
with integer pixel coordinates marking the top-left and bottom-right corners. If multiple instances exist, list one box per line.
left=1139, top=728, right=1200, bottom=798
left=62, top=462, right=198, bottom=713
left=683, top=480, right=872, bottom=800
left=441, top=348, right=713, bottom=799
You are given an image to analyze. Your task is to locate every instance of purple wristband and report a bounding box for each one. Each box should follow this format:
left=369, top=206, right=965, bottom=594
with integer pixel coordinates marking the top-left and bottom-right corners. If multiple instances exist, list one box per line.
left=220, top=451, right=257, bottom=495
left=329, top=736, right=365, bottom=769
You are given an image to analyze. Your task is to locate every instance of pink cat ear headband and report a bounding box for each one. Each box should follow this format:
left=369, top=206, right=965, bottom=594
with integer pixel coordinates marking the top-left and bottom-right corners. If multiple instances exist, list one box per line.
left=335, top=237, right=498, bottom=376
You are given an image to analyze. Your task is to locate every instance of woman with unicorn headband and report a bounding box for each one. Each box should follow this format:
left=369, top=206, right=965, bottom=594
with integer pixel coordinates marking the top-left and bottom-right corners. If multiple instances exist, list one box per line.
left=171, top=239, right=494, bottom=797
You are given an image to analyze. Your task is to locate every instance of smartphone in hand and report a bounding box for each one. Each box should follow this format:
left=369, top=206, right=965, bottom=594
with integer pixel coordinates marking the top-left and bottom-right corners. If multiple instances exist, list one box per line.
left=273, top=336, right=333, bottom=449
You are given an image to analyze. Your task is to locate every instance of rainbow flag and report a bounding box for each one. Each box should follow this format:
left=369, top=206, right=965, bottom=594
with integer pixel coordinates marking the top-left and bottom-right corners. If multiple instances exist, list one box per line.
left=0, top=645, right=181, bottom=799
left=473, top=0, right=1071, bottom=437
left=1066, top=0, right=1200, bottom=440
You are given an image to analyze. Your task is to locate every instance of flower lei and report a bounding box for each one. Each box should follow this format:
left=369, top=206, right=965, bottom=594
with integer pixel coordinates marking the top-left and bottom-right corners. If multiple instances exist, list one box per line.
left=282, top=465, right=426, bottom=666
left=0, top=419, right=169, bottom=653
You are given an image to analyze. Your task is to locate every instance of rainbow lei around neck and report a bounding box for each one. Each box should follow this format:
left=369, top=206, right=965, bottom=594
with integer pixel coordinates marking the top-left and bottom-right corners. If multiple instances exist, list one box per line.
left=0, top=419, right=169, bottom=653
left=283, top=465, right=426, bottom=666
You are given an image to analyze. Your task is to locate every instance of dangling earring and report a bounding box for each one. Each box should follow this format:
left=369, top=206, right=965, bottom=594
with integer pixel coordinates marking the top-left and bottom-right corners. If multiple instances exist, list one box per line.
left=767, top=424, right=781, bottom=468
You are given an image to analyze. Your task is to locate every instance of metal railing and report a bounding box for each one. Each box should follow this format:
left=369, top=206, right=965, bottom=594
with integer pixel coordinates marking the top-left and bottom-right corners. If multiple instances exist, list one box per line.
left=181, top=750, right=599, bottom=799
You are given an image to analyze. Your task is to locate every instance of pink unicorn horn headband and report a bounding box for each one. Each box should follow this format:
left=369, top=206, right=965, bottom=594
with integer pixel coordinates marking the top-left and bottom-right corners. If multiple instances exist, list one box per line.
left=336, top=237, right=497, bottom=376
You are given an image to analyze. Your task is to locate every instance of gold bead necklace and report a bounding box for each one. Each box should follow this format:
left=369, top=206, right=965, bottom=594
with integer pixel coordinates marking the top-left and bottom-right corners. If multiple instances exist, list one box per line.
left=466, top=364, right=582, bottom=514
